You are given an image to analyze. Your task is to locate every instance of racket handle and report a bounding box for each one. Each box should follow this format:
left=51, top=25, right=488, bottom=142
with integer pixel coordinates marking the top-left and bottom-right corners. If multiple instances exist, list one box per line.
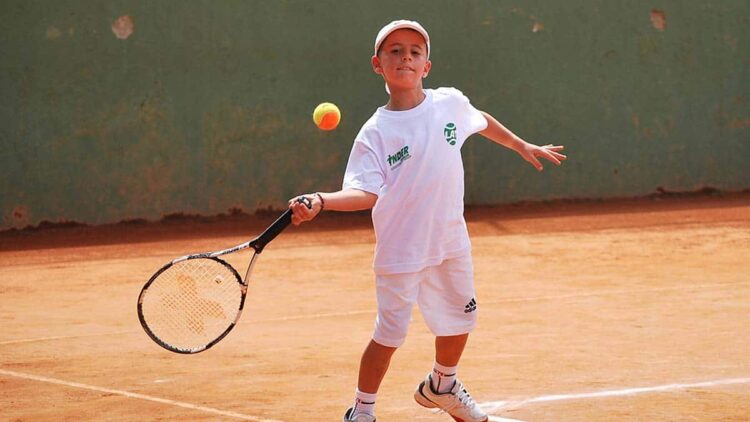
left=253, top=209, right=293, bottom=253
left=253, top=197, right=311, bottom=253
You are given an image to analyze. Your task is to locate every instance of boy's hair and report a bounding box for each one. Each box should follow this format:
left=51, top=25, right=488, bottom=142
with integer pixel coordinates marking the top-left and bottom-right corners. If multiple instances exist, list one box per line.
left=374, top=20, right=430, bottom=59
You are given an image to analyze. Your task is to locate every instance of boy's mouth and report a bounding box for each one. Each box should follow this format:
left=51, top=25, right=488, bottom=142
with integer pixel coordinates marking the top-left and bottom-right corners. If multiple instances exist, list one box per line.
left=396, top=66, right=415, bottom=72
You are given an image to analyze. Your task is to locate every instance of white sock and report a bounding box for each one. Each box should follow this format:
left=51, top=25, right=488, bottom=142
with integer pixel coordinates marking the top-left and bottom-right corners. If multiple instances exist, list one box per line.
left=431, top=361, right=458, bottom=393
left=351, top=388, right=377, bottom=417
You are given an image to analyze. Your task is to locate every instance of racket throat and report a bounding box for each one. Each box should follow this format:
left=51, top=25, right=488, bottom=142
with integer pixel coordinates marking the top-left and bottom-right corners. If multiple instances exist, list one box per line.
left=244, top=253, right=260, bottom=286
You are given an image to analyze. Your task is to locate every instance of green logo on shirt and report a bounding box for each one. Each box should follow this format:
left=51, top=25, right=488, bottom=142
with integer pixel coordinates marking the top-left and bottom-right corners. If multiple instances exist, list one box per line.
left=444, top=123, right=457, bottom=145
left=387, top=145, right=411, bottom=169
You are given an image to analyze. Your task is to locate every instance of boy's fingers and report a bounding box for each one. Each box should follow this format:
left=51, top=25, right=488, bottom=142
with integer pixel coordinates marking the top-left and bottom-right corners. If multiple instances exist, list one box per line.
left=552, top=151, right=567, bottom=160
left=536, top=146, right=567, bottom=165
left=289, top=195, right=320, bottom=226
left=531, top=148, right=557, bottom=165
left=542, top=150, right=562, bottom=165
left=296, top=204, right=310, bottom=217
left=290, top=199, right=319, bottom=225
left=526, top=154, right=543, bottom=171
left=289, top=196, right=307, bottom=209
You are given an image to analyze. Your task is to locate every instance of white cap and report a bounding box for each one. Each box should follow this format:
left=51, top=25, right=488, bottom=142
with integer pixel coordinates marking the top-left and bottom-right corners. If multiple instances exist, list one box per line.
left=374, top=19, right=430, bottom=59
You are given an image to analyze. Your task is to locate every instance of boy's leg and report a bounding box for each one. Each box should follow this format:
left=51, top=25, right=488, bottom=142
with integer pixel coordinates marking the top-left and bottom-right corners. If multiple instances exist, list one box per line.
left=414, top=255, right=487, bottom=422
left=363, top=268, right=422, bottom=390
left=419, top=255, right=475, bottom=389
left=432, top=333, right=468, bottom=393
left=435, top=333, right=468, bottom=366
left=345, top=270, right=421, bottom=421
left=346, top=341, right=396, bottom=421
left=358, top=339, right=398, bottom=393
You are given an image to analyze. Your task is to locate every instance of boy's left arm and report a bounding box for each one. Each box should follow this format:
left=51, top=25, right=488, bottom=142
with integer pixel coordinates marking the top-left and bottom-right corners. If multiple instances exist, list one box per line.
left=478, top=111, right=566, bottom=171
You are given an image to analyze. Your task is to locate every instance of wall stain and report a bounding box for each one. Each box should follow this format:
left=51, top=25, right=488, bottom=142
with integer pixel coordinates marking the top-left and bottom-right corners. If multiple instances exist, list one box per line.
left=730, top=116, right=750, bottom=129
left=650, top=9, right=667, bottom=31
left=112, top=15, right=134, bottom=40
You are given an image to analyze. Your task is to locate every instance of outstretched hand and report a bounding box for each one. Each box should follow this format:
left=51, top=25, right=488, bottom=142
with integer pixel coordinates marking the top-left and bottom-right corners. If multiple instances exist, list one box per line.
left=519, top=144, right=566, bottom=171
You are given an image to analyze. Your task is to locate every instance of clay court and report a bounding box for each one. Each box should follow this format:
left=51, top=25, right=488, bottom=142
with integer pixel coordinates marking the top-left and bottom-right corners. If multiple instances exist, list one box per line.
left=1, top=194, right=748, bottom=421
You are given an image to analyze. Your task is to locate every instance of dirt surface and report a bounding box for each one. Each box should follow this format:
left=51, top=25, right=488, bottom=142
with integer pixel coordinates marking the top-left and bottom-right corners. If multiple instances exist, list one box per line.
left=1, top=194, right=749, bottom=421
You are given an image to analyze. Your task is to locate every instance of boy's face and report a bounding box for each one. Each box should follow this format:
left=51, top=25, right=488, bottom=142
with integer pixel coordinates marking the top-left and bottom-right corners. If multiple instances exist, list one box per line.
left=372, top=29, right=431, bottom=92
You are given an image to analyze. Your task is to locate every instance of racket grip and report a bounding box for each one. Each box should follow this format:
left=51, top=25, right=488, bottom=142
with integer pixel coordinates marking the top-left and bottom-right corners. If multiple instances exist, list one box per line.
left=254, top=209, right=292, bottom=253
left=253, top=198, right=310, bottom=253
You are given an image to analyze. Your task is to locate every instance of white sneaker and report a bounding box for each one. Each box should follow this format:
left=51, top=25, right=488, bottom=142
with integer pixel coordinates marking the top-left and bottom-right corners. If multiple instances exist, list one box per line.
left=414, top=373, right=488, bottom=422
left=343, top=407, right=376, bottom=422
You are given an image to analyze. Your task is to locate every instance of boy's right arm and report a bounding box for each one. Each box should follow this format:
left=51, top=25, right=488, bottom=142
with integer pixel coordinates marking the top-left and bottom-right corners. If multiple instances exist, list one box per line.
left=288, top=188, right=377, bottom=226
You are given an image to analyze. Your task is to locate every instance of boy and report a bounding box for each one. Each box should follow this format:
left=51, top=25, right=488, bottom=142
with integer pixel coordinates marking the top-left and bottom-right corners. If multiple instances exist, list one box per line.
left=289, top=20, right=566, bottom=422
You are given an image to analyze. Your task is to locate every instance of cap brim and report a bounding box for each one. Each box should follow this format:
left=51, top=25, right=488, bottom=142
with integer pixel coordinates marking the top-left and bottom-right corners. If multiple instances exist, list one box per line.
left=374, top=20, right=430, bottom=59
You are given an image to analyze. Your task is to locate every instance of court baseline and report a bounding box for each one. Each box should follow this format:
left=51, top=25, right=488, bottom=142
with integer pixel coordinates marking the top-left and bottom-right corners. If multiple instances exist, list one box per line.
left=0, top=368, right=282, bottom=422
left=480, top=377, right=750, bottom=415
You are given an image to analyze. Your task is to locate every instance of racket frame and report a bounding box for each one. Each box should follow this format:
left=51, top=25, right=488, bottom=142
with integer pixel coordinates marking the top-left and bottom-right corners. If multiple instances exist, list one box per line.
left=137, top=198, right=309, bottom=354
left=138, top=256, right=246, bottom=354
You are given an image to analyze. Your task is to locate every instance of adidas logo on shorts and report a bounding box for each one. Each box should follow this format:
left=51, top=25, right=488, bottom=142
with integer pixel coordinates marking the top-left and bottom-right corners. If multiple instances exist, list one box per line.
left=464, top=298, right=477, bottom=313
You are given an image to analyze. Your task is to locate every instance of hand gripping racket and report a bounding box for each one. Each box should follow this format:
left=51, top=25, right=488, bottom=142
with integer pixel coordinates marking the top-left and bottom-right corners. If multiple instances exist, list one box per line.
left=137, top=198, right=310, bottom=354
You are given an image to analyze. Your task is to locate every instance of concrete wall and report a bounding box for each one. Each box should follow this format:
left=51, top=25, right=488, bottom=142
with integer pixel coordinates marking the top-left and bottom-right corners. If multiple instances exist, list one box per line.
left=2, top=1, right=748, bottom=229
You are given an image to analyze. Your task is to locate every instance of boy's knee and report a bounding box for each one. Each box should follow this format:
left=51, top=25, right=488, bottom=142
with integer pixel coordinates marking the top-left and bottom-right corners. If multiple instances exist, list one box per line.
left=373, top=312, right=410, bottom=348
left=370, top=334, right=404, bottom=349
left=372, top=333, right=406, bottom=348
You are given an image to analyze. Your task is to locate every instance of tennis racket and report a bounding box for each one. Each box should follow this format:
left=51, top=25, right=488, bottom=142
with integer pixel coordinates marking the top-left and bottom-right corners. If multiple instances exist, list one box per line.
left=137, top=198, right=310, bottom=354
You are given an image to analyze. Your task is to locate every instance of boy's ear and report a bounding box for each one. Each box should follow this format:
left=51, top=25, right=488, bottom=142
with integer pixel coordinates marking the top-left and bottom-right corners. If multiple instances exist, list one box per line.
left=422, top=60, right=432, bottom=78
left=372, top=55, right=383, bottom=75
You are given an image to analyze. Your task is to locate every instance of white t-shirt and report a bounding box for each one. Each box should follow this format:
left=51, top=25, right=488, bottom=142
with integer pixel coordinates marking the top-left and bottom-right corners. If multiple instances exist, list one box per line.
left=343, top=88, right=488, bottom=275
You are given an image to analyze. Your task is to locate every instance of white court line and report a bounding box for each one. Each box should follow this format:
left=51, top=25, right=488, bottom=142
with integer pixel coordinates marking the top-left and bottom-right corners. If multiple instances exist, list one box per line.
left=482, top=280, right=749, bottom=305
left=251, top=309, right=373, bottom=323
left=0, top=330, right=138, bottom=345
left=488, top=417, right=527, bottom=422
left=2, top=280, right=746, bottom=346
left=479, top=377, right=750, bottom=414
left=0, top=368, right=283, bottom=422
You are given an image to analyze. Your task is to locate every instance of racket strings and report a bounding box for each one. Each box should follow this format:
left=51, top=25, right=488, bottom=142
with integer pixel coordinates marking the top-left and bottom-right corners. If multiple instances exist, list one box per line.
left=141, top=259, right=243, bottom=351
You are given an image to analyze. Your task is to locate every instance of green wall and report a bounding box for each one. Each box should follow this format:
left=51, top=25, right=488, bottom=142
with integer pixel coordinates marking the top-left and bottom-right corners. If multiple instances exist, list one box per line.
left=1, top=1, right=748, bottom=229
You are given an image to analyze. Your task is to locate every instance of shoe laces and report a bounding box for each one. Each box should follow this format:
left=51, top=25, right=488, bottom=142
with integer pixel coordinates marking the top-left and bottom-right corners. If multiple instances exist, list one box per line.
left=456, top=385, right=479, bottom=409
left=440, top=381, right=479, bottom=413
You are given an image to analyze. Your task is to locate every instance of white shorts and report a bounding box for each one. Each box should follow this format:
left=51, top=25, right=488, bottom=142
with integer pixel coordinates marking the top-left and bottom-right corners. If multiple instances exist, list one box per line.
left=372, top=254, right=478, bottom=348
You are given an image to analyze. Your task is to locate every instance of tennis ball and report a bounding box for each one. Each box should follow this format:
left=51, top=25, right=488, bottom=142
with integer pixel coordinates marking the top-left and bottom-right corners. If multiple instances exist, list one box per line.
left=313, top=102, right=341, bottom=131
